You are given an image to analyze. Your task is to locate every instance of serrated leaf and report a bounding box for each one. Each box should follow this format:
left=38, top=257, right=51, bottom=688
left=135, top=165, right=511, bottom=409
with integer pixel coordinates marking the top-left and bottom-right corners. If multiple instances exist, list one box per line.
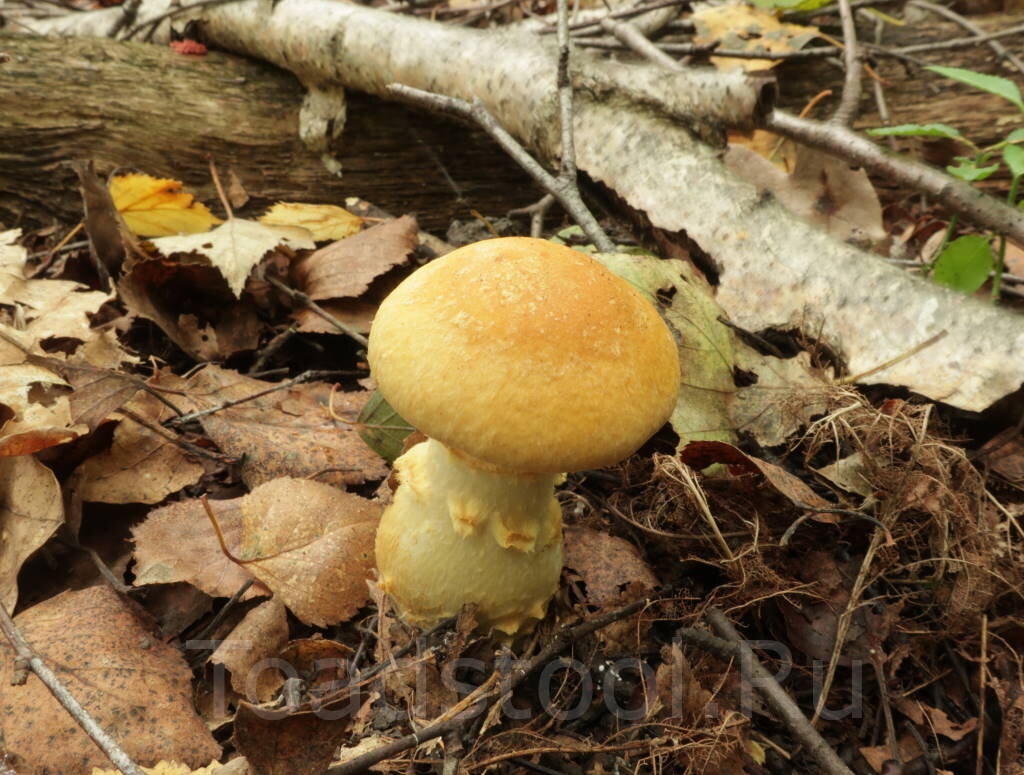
left=1004, top=144, right=1024, bottom=180
left=357, top=390, right=413, bottom=463
left=866, top=123, right=965, bottom=141
left=932, top=235, right=993, bottom=293
left=109, top=174, right=222, bottom=237
left=927, top=65, right=1024, bottom=112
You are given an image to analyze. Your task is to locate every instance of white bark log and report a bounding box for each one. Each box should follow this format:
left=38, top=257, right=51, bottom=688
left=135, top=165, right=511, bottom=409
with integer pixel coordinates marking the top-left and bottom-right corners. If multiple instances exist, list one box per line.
left=22, top=0, right=1024, bottom=411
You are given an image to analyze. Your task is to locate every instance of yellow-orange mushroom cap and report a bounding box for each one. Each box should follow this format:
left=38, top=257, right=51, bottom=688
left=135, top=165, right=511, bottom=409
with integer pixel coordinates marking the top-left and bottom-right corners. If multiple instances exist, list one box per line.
left=367, top=237, right=680, bottom=474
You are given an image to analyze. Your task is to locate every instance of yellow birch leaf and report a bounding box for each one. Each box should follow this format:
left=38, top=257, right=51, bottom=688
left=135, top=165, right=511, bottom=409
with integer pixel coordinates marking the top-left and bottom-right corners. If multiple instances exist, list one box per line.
left=692, top=2, right=821, bottom=71
left=109, top=174, right=222, bottom=237
left=259, top=202, right=363, bottom=242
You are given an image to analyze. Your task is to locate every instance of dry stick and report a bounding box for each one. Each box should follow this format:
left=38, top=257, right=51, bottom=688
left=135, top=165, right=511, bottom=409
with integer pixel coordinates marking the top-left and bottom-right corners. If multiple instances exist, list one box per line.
left=0, top=601, right=147, bottom=775
left=550, top=0, right=688, bottom=34
left=810, top=528, right=885, bottom=728
left=706, top=608, right=857, bottom=775
left=120, top=407, right=238, bottom=463
left=266, top=276, right=369, bottom=347
left=599, top=15, right=680, bottom=69
left=388, top=85, right=615, bottom=252
left=864, top=22, right=1024, bottom=55
left=508, top=194, right=556, bottom=238
left=831, top=0, right=862, bottom=127
left=165, top=368, right=344, bottom=426
left=326, top=594, right=660, bottom=775
left=909, top=0, right=1024, bottom=76
left=766, top=111, right=1024, bottom=245
left=975, top=613, right=989, bottom=775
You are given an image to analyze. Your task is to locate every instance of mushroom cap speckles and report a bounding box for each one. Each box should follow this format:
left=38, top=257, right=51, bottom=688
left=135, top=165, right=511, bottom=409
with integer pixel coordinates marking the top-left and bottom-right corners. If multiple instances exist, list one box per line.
left=367, top=237, right=680, bottom=473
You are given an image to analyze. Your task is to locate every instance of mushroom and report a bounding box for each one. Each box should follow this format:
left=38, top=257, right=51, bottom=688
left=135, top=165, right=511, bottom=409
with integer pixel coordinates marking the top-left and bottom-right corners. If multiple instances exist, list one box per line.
left=367, top=237, right=679, bottom=635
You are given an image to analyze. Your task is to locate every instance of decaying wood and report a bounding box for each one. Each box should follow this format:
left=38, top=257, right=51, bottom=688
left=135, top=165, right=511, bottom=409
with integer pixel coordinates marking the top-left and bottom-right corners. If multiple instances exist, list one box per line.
left=0, top=35, right=537, bottom=232
left=12, top=1, right=1024, bottom=412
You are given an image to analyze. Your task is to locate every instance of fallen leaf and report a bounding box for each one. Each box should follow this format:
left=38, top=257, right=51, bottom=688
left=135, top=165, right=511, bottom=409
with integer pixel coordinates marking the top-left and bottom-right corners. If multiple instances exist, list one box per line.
left=292, top=215, right=417, bottom=300
left=132, top=497, right=263, bottom=600
left=731, top=341, right=833, bottom=447
left=187, top=366, right=388, bottom=488
left=0, top=229, right=27, bottom=297
left=0, top=351, right=87, bottom=455
left=151, top=219, right=313, bottom=298
left=563, top=527, right=658, bottom=606
left=0, top=586, right=221, bottom=773
left=69, top=386, right=204, bottom=504
left=211, top=598, right=289, bottom=701
left=233, top=699, right=352, bottom=775
left=92, top=761, right=225, bottom=775
left=239, top=477, right=380, bottom=626
left=692, top=1, right=821, bottom=71
left=109, top=174, right=222, bottom=237
left=119, top=259, right=261, bottom=360
left=724, top=142, right=886, bottom=247
left=814, top=451, right=874, bottom=497
left=678, top=440, right=837, bottom=520
left=260, top=202, right=362, bottom=242
left=0, top=455, right=62, bottom=611
left=893, top=697, right=978, bottom=741
left=592, top=253, right=737, bottom=446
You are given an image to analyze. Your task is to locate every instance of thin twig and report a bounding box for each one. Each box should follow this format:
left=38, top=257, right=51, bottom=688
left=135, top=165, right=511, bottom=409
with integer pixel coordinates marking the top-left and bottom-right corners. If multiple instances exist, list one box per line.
left=831, top=0, right=862, bottom=127
left=165, top=368, right=343, bottom=426
left=864, top=22, right=1024, bottom=55
left=122, top=0, right=244, bottom=41
left=120, top=407, right=237, bottom=463
left=909, top=0, right=1024, bottom=76
left=508, top=194, right=556, bottom=238
left=975, top=613, right=988, bottom=775
left=0, top=601, right=146, bottom=775
left=707, top=608, right=856, bottom=775
left=549, top=0, right=687, bottom=34
left=599, top=15, right=680, bottom=69
left=249, top=327, right=298, bottom=375
left=266, top=277, right=369, bottom=347
left=387, top=85, right=614, bottom=251
left=328, top=592, right=666, bottom=775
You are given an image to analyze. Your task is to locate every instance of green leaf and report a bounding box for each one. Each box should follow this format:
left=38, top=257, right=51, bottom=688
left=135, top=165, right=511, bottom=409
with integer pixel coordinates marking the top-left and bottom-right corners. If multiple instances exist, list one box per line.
left=866, top=123, right=966, bottom=141
left=947, top=157, right=1000, bottom=182
left=1007, top=128, right=1024, bottom=144
left=356, top=390, right=413, bottom=463
left=932, top=235, right=994, bottom=293
left=1005, top=144, right=1024, bottom=180
left=926, top=65, right=1024, bottom=112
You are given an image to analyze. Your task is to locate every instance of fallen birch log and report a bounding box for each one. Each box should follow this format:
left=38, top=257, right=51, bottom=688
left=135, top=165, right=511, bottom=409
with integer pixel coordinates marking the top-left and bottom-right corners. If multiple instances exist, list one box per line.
left=20, top=0, right=1024, bottom=411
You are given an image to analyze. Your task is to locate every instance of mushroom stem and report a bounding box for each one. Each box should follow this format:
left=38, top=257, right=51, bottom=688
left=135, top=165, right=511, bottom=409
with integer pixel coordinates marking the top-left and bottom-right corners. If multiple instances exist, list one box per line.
left=376, top=438, right=563, bottom=635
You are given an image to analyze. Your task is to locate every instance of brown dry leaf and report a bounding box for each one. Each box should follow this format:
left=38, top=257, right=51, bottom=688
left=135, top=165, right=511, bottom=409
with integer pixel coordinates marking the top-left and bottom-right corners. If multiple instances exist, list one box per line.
left=293, top=298, right=378, bottom=336
left=150, top=218, right=314, bottom=298
left=779, top=550, right=892, bottom=663
left=132, top=497, right=264, bottom=600
left=859, top=734, right=924, bottom=773
left=69, top=386, right=204, bottom=504
left=731, top=340, right=833, bottom=447
left=187, top=366, right=388, bottom=488
left=813, top=451, right=874, bottom=497
left=656, top=642, right=714, bottom=721
left=0, top=351, right=87, bottom=455
left=259, top=202, right=362, bottom=243
left=0, top=585, right=221, bottom=773
left=119, top=259, right=261, bottom=360
left=0, top=230, right=27, bottom=297
left=724, top=142, right=886, bottom=247
left=1004, top=240, right=1024, bottom=276
left=563, top=527, right=658, bottom=607
left=109, top=174, right=223, bottom=238
left=692, top=1, right=821, bottom=71
left=211, top=598, right=289, bottom=702
left=239, top=478, right=380, bottom=626
left=0, top=455, right=62, bottom=611
left=893, top=697, right=978, bottom=741
left=678, top=440, right=837, bottom=521
left=233, top=699, right=352, bottom=775
left=292, top=215, right=417, bottom=301
left=728, top=129, right=798, bottom=173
